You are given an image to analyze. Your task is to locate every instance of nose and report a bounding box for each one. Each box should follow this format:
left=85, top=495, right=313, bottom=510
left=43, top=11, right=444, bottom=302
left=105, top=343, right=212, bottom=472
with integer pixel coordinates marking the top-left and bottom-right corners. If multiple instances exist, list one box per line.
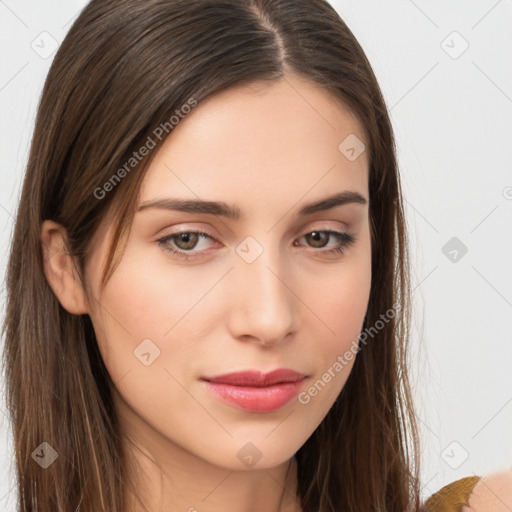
left=226, top=246, right=300, bottom=347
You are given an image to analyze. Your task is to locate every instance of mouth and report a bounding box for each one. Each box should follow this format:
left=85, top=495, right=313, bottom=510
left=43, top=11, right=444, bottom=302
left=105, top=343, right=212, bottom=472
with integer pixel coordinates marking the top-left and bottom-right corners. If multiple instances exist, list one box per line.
left=200, top=369, right=307, bottom=413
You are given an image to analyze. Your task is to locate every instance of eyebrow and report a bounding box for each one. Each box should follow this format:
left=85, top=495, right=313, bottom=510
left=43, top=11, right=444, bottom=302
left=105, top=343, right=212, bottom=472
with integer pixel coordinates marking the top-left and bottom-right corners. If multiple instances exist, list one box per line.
left=137, top=190, right=367, bottom=219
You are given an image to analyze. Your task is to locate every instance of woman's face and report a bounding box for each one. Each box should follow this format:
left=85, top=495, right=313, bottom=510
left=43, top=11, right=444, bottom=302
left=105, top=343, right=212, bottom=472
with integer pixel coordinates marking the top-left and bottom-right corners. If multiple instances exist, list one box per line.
left=84, top=72, right=371, bottom=471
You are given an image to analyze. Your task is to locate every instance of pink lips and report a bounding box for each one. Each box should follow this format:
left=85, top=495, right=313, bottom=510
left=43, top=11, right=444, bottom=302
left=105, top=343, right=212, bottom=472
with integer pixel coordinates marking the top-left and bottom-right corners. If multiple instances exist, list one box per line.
left=200, top=369, right=306, bottom=413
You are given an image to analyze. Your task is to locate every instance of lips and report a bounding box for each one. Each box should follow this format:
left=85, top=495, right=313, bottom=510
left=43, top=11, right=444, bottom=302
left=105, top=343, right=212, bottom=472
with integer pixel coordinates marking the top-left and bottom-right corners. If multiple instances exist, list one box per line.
left=200, top=369, right=307, bottom=413
left=201, top=369, right=306, bottom=386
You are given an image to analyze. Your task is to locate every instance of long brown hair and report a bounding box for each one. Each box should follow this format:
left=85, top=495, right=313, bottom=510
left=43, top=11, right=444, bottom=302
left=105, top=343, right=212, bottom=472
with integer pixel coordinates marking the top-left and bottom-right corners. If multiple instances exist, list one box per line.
left=2, top=0, right=424, bottom=510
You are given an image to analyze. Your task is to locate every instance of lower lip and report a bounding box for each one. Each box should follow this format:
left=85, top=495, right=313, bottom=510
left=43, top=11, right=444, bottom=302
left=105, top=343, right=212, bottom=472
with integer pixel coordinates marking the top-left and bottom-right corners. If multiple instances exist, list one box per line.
left=201, top=379, right=305, bottom=413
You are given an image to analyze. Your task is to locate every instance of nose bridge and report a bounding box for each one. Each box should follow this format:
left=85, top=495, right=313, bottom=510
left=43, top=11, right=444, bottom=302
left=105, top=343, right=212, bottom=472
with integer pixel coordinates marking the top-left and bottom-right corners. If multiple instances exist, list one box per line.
left=229, top=235, right=298, bottom=343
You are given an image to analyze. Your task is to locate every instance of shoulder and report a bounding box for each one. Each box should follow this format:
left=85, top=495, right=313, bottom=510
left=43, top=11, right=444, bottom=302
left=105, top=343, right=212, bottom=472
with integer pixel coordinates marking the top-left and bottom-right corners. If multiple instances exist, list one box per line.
left=424, top=468, right=512, bottom=512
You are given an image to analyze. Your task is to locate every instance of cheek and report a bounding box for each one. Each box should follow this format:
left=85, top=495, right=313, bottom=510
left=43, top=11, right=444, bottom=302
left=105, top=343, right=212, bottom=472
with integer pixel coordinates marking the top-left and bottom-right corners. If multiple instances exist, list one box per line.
left=299, top=254, right=371, bottom=393
left=308, top=250, right=372, bottom=343
left=87, top=245, right=232, bottom=397
left=86, top=258, right=176, bottom=380
left=87, top=262, right=209, bottom=437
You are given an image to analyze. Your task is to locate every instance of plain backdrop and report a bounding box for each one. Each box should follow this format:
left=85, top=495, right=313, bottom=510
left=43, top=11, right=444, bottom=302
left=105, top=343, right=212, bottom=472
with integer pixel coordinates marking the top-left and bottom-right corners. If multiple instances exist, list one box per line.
left=0, top=0, right=511, bottom=509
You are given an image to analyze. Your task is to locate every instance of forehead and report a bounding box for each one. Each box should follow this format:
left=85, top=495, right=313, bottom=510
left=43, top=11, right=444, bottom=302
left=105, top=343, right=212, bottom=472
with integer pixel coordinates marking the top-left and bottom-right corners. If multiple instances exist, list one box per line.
left=140, top=73, right=369, bottom=213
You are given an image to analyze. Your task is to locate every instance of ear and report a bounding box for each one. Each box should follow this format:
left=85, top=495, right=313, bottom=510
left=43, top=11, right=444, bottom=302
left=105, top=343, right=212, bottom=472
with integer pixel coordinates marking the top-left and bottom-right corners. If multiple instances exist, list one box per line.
left=41, top=220, right=89, bottom=315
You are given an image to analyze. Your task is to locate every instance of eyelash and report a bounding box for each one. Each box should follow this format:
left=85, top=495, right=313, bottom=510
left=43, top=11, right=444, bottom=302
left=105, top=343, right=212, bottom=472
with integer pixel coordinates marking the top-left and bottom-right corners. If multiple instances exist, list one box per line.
left=157, top=228, right=356, bottom=260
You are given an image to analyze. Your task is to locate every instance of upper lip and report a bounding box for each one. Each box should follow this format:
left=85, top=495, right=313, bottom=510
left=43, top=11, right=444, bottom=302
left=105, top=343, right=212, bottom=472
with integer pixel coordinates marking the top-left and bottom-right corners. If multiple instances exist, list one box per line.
left=201, top=369, right=306, bottom=387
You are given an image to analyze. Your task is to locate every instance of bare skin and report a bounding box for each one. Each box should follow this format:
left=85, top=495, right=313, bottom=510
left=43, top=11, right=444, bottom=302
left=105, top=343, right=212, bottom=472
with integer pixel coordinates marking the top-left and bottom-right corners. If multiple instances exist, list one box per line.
left=42, top=71, right=371, bottom=512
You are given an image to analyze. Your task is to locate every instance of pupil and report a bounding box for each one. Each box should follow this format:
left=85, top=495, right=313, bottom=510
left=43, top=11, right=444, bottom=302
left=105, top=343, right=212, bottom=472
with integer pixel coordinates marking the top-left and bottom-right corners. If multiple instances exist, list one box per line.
left=177, top=232, right=197, bottom=249
left=308, top=231, right=327, bottom=247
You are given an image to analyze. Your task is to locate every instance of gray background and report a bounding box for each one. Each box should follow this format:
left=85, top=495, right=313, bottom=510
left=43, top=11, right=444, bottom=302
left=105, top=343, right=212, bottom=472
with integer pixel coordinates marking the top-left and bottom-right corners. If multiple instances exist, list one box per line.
left=1, top=0, right=511, bottom=508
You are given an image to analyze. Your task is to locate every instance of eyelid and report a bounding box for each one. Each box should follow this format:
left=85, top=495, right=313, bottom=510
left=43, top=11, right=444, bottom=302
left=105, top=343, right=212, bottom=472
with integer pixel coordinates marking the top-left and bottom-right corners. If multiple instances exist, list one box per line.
left=156, top=220, right=348, bottom=244
left=173, top=218, right=346, bottom=233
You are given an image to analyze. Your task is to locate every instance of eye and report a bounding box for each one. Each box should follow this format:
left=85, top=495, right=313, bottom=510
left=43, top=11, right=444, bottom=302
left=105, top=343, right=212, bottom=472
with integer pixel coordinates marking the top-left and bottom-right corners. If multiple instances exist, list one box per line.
left=294, top=229, right=356, bottom=256
left=157, top=228, right=356, bottom=260
left=157, top=230, right=218, bottom=260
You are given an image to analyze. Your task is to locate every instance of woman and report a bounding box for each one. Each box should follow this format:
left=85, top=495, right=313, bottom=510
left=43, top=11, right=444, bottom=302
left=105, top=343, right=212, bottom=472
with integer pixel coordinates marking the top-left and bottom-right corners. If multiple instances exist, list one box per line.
left=5, top=0, right=506, bottom=511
